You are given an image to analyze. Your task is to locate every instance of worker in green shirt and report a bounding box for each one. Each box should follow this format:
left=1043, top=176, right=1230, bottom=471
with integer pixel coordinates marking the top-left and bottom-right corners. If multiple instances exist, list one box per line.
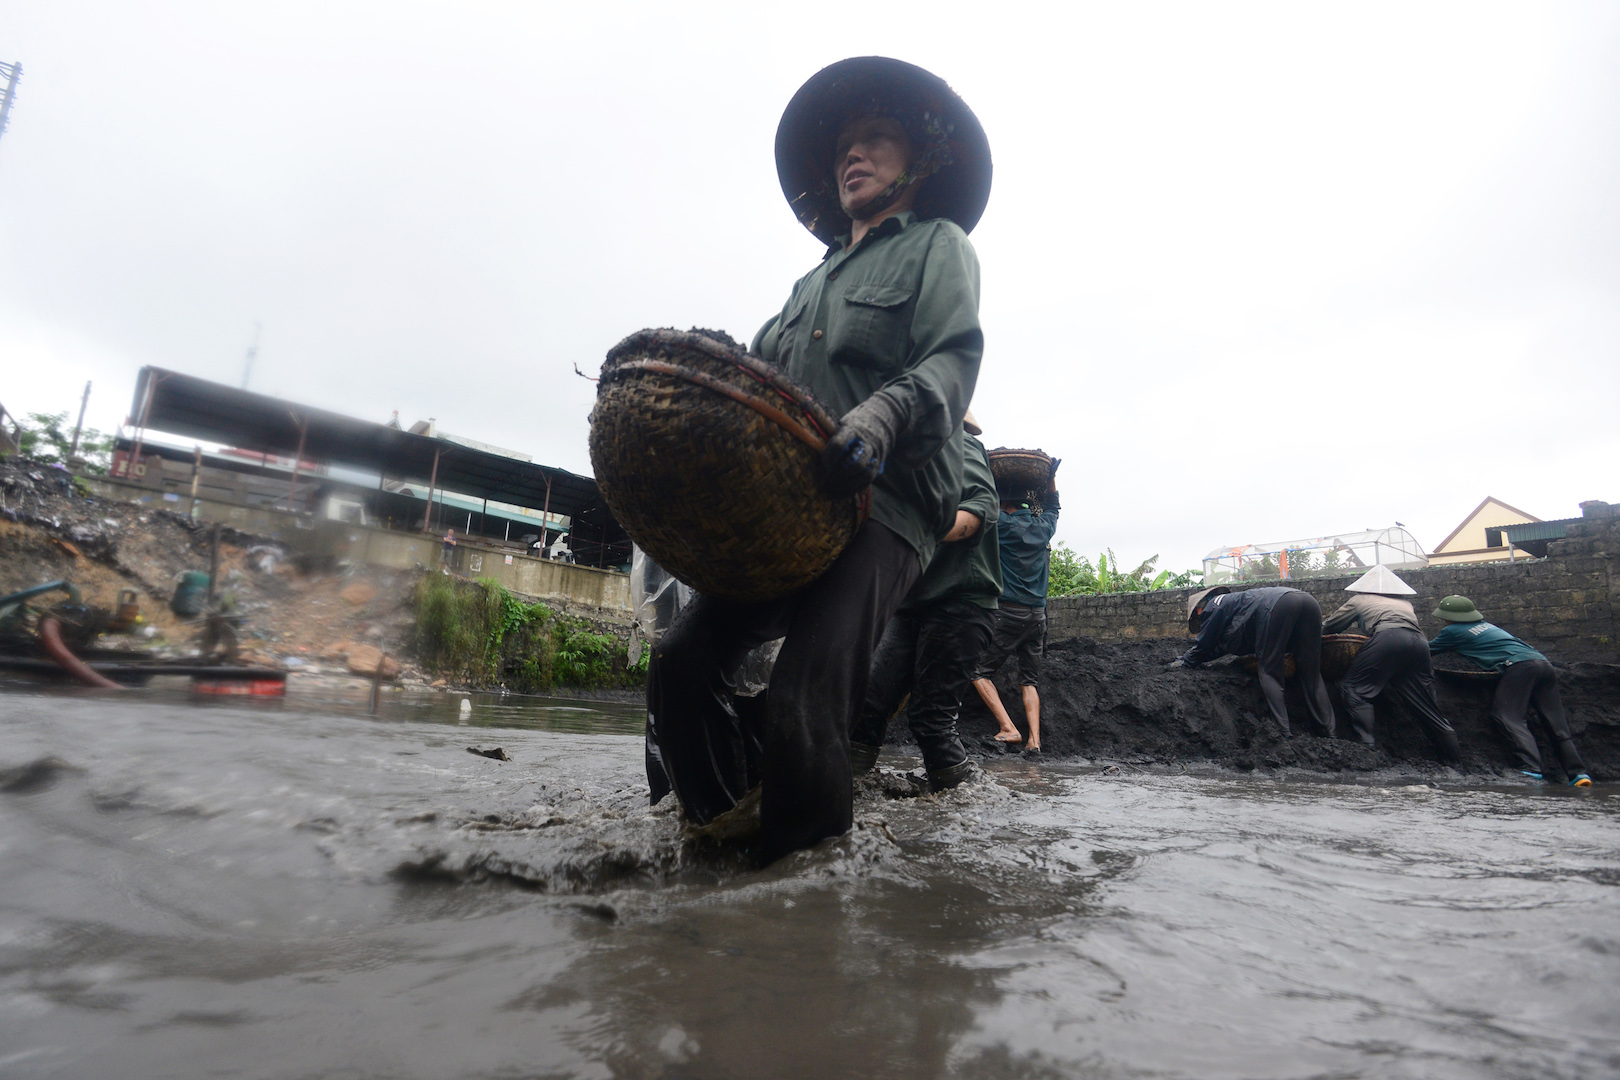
left=646, top=57, right=991, bottom=863
left=1429, top=595, right=1592, bottom=786
left=851, top=420, right=1000, bottom=790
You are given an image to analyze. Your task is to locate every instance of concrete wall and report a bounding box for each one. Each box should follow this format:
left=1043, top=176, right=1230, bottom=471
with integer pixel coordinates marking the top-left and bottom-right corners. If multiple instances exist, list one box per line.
left=446, top=543, right=632, bottom=616
left=85, top=474, right=633, bottom=620
left=82, top=475, right=316, bottom=541
left=1047, top=503, right=1620, bottom=662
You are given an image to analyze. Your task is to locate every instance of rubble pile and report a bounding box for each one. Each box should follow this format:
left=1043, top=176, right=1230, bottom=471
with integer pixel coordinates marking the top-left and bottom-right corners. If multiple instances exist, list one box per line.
left=0, top=457, right=422, bottom=679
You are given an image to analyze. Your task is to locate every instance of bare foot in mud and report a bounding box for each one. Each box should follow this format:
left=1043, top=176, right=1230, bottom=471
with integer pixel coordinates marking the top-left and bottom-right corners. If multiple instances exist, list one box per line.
left=1024, top=742, right=1041, bottom=754
left=993, top=730, right=1025, bottom=744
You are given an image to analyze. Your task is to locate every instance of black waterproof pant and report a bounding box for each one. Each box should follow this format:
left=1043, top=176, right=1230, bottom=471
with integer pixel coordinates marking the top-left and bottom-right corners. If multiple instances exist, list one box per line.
left=1493, top=658, right=1585, bottom=776
left=1339, top=627, right=1461, bottom=761
left=1256, top=589, right=1336, bottom=735
left=852, top=599, right=995, bottom=774
left=645, top=522, right=921, bottom=863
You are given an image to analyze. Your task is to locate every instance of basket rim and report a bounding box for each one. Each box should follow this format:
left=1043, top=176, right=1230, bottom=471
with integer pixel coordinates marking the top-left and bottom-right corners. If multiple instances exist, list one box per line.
left=603, top=328, right=841, bottom=440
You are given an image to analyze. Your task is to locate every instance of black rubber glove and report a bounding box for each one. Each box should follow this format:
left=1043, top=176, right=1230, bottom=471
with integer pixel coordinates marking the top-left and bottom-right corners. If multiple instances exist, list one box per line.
left=820, top=391, right=907, bottom=497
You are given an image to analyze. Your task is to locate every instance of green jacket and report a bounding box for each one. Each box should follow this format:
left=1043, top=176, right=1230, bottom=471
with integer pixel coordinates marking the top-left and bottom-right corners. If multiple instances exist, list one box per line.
left=902, top=433, right=1001, bottom=611
left=752, top=211, right=983, bottom=568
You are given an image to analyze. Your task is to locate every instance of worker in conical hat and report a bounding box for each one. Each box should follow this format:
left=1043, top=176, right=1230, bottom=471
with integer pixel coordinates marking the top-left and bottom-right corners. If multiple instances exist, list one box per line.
left=1323, top=567, right=1460, bottom=760
left=646, top=58, right=991, bottom=863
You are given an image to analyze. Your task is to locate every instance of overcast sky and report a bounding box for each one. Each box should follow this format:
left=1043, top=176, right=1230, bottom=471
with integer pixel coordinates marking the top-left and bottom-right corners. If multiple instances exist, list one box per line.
left=3, top=1, right=1617, bottom=574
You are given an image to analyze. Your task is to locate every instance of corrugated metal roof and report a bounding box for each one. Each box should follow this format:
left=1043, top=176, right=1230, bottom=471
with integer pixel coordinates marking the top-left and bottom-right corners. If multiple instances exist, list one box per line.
left=129, top=366, right=629, bottom=565
left=1500, top=520, right=1576, bottom=543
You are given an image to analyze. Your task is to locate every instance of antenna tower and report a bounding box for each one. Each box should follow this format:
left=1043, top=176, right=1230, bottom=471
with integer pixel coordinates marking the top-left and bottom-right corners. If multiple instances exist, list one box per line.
left=241, top=321, right=261, bottom=389
left=0, top=61, right=21, bottom=157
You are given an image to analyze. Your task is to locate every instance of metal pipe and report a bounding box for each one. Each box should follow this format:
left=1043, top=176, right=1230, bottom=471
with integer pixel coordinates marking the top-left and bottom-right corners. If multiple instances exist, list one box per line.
left=0, top=579, right=73, bottom=607
left=422, top=446, right=440, bottom=531
left=128, top=374, right=156, bottom=482
left=286, top=413, right=308, bottom=512
left=207, top=522, right=221, bottom=605
left=540, top=476, right=552, bottom=556
left=189, top=445, right=203, bottom=520
left=68, top=380, right=91, bottom=458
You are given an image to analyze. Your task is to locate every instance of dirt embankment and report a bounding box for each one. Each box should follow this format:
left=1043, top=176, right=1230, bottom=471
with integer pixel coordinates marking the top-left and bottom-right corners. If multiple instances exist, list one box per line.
left=928, top=637, right=1620, bottom=781
left=1, top=459, right=423, bottom=678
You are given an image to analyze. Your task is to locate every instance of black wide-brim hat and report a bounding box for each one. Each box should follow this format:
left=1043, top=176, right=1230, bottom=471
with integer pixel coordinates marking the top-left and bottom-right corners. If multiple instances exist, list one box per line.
left=775, top=57, right=992, bottom=245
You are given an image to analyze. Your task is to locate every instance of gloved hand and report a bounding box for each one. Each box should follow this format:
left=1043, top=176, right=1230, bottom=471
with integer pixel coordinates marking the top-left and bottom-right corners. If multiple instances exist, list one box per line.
left=820, top=391, right=907, bottom=497
left=1047, top=456, right=1062, bottom=491
left=1167, top=658, right=1187, bottom=670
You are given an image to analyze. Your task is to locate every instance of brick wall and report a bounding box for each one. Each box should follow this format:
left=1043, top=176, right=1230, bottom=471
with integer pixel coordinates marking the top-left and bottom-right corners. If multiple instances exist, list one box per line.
left=1046, top=503, right=1620, bottom=661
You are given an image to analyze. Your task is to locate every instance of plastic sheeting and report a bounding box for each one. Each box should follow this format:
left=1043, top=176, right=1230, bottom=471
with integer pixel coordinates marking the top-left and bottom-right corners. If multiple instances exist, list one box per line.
left=629, top=546, right=779, bottom=696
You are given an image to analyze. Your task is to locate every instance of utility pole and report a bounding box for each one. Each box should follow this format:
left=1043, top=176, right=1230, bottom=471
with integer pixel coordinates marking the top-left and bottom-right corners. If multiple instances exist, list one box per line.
left=0, top=61, right=21, bottom=157
left=241, top=321, right=261, bottom=390
left=68, top=381, right=91, bottom=458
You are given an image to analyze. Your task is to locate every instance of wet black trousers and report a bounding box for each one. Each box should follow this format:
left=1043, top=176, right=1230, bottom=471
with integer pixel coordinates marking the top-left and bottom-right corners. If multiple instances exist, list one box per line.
left=1256, top=590, right=1336, bottom=735
left=645, top=522, right=920, bottom=862
left=1339, top=628, right=1461, bottom=761
left=852, top=599, right=995, bottom=773
left=1493, top=658, right=1585, bottom=776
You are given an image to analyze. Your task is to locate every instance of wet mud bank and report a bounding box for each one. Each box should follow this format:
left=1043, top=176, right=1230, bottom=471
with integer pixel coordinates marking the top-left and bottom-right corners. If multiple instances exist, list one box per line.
left=918, top=637, right=1620, bottom=780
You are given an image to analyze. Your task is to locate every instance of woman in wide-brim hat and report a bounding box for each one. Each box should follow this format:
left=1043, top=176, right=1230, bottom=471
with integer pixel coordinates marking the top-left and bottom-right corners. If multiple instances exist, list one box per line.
left=775, top=56, right=992, bottom=245
left=645, top=57, right=991, bottom=864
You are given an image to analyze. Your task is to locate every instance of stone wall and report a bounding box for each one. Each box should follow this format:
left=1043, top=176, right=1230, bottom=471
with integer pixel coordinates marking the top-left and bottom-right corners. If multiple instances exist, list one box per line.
left=1046, top=502, right=1619, bottom=662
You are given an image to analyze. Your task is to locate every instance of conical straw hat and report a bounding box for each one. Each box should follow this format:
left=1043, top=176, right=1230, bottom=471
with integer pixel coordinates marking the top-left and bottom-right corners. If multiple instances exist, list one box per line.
left=1345, top=565, right=1416, bottom=596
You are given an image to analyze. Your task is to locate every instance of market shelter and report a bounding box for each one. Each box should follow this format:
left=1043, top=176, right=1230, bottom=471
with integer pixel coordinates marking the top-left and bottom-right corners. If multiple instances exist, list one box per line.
left=125, top=366, right=629, bottom=568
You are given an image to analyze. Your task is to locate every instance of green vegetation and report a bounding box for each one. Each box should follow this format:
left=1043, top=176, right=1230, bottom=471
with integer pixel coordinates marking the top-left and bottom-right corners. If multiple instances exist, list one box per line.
left=415, top=575, right=642, bottom=691
left=1048, top=544, right=1202, bottom=598
left=1235, top=547, right=1348, bottom=582
left=14, top=411, right=115, bottom=474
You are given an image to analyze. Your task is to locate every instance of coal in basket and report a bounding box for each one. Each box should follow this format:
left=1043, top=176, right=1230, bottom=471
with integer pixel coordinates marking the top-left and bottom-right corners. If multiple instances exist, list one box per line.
left=588, top=328, right=865, bottom=603
left=1239, top=634, right=1369, bottom=681
left=987, top=447, right=1053, bottom=498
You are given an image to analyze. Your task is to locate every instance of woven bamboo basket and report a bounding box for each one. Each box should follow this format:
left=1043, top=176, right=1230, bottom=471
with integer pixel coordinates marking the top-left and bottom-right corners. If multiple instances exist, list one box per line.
left=987, top=447, right=1052, bottom=498
left=1320, top=634, right=1368, bottom=681
left=1238, top=635, right=1367, bottom=680
left=588, top=328, right=864, bottom=603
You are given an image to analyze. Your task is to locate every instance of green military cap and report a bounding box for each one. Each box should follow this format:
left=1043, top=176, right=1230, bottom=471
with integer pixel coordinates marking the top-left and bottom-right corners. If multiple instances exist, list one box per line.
left=1432, top=595, right=1485, bottom=622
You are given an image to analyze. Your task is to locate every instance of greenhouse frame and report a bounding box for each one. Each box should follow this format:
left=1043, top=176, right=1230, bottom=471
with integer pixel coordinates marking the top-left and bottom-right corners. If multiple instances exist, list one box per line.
left=1201, top=526, right=1428, bottom=584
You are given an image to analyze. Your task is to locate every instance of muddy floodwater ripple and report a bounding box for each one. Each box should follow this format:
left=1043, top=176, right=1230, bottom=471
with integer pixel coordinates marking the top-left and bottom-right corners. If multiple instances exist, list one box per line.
left=0, top=681, right=1616, bottom=1078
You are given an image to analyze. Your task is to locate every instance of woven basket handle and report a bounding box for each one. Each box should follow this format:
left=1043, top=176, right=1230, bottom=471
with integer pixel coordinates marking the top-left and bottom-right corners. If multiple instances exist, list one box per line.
left=610, top=358, right=830, bottom=453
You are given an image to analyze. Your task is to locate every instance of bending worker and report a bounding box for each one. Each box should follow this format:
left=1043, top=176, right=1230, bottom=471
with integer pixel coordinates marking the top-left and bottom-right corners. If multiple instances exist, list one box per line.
left=1173, top=585, right=1336, bottom=736
left=1322, top=566, right=1460, bottom=761
left=1429, top=595, right=1592, bottom=786
left=970, top=461, right=1060, bottom=752
left=646, top=58, right=990, bottom=862
left=852, top=418, right=1000, bottom=789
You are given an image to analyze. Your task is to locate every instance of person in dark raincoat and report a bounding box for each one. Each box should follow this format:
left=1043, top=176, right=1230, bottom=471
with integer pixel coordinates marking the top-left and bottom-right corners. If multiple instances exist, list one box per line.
left=851, top=416, right=1000, bottom=789
left=646, top=57, right=993, bottom=862
left=1173, top=585, right=1336, bottom=736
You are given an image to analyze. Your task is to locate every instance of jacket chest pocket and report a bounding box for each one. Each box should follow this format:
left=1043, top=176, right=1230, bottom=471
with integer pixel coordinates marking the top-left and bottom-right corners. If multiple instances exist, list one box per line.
left=827, top=284, right=912, bottom=372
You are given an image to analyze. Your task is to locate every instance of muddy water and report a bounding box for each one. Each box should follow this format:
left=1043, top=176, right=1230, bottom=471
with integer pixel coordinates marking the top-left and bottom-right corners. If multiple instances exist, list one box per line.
left=0, top=682, right=1616, bottom=1079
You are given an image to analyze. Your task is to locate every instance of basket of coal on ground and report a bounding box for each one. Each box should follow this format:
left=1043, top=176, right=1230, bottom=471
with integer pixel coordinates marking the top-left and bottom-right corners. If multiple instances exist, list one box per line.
left=588, top=328, right=864, bottom=603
